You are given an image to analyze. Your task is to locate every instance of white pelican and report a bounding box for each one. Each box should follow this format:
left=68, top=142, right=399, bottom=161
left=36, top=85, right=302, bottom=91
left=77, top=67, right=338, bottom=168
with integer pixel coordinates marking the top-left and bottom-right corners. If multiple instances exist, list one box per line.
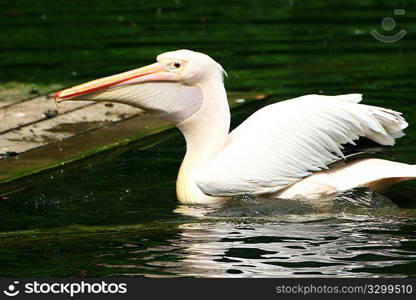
left=55, top=50, right=416, bottom=204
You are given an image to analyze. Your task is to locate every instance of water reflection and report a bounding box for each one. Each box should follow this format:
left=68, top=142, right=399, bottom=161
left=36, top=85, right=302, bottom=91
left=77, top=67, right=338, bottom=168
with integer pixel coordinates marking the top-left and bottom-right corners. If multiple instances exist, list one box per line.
left=175, top=217, right=416, bottom=277
left=95, top=202, right=416, bottom=278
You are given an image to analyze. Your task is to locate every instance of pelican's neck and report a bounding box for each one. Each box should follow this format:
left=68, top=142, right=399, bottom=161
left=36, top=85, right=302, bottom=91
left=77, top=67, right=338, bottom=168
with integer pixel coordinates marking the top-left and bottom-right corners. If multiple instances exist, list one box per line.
left=176, top=78, right=230, bottom=204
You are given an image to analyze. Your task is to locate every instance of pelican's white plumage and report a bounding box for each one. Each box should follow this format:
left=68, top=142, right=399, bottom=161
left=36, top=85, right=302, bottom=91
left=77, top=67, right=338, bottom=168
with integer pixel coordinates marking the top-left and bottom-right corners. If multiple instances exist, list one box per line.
left=55, top=49, right=416, bottom=204
left=197, top=94, right=408, bottom=197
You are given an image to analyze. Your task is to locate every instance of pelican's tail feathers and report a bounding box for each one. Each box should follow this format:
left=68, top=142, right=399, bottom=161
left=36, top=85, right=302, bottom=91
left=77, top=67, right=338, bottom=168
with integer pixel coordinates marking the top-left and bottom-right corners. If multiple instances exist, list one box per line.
left=364, top=168, right=416, bottom=192
left=273, top=159, right=416, bottom=200
left=344, top=159, right=416, bottom=192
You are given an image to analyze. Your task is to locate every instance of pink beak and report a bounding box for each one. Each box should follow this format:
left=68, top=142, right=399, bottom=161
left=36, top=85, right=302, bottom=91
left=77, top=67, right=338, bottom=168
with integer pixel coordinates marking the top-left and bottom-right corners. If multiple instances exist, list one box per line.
left=54, top=62, right=177, bottom=103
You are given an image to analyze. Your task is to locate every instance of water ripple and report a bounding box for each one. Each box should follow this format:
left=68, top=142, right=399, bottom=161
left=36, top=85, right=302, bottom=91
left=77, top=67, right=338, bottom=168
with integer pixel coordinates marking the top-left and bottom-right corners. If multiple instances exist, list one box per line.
left=93, top=215, right=416, bottom=278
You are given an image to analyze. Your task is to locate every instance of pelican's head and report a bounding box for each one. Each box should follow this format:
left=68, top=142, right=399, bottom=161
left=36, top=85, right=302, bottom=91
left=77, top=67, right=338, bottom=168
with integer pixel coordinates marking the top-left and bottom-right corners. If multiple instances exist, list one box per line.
left=55, top=49, right=225, bottom=124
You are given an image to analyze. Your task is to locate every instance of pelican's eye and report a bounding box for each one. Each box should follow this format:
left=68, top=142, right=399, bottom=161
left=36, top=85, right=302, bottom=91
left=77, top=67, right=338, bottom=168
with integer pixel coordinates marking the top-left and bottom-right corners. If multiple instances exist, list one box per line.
left=166, top=61, right=182, bottom=72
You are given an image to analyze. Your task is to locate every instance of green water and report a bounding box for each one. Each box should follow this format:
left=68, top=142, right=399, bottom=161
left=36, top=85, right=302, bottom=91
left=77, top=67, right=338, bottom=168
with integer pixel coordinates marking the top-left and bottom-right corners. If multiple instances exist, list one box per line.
left=1, top=0, right=416, bottom=277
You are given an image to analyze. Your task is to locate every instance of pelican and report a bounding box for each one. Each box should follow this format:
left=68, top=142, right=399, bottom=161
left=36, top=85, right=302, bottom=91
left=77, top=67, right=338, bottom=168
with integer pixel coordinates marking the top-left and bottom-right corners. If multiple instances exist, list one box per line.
left=55, top=50, right=416, bottom=204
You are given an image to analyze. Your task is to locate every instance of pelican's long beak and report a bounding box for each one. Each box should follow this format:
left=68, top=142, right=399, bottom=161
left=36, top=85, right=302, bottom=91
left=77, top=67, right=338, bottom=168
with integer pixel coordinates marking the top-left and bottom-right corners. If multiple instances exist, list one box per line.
left=54, top=62, right=177, bottom=103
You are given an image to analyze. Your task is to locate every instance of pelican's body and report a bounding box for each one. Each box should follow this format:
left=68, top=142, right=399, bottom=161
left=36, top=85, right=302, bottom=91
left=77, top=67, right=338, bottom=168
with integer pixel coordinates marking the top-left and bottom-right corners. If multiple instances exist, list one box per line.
left=55, top=50, right=416, bottom=204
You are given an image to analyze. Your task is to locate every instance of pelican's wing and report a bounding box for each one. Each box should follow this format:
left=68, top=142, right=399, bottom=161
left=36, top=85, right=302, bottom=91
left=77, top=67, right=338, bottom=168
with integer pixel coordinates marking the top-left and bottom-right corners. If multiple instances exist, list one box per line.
left=196, top=94, right=408, bottom=196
